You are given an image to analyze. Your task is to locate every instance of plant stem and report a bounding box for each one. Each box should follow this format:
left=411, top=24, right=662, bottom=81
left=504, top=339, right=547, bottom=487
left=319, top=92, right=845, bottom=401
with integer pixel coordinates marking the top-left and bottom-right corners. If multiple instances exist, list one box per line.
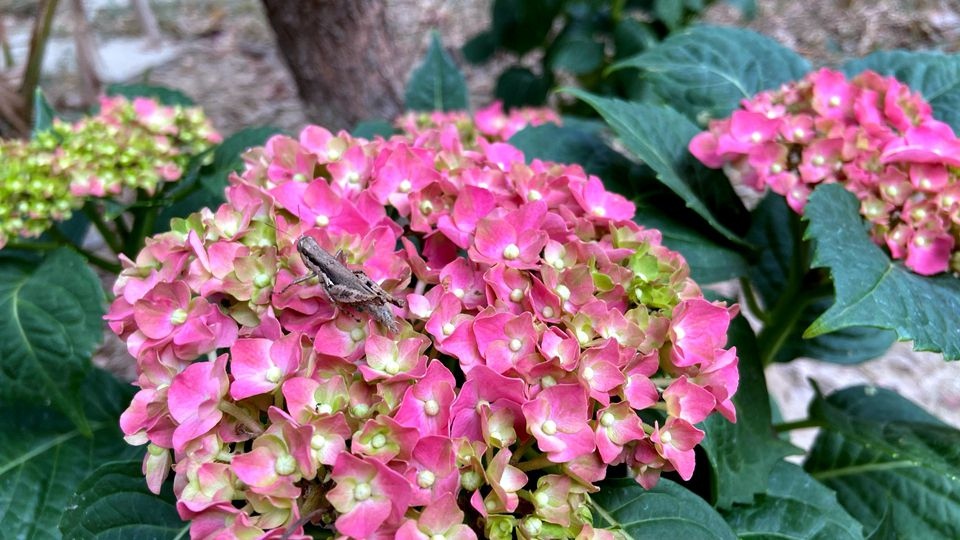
left=773, top=418, right=823, bottom=433
left=83, top=202, right=124, bottom=255
left=756, top=212, right=809, bottom=366
left=20, top=0, right=60, bottom=126
left=4, top=240, right=60, bottom=251
left=517, top=454, right=556, bottom=472
left=219, top=401, right=264, bottom=436
left=738, top=277, right=769, bottom=323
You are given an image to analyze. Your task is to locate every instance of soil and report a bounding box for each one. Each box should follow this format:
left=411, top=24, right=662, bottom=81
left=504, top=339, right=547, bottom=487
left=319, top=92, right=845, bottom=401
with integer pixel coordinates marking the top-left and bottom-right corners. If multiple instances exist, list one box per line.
left=2, top=0, right=959, bottom=444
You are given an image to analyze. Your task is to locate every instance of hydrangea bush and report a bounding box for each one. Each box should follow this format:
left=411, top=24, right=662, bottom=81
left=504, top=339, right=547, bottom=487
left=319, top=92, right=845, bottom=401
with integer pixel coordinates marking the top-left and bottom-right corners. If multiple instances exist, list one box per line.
left=689, top=68, right=960, bottom=275
left=5, top=26, right=960, bottom=540
left=107, top=102, right=738, bottom=538
left=0, top=95, right=219, bottom=249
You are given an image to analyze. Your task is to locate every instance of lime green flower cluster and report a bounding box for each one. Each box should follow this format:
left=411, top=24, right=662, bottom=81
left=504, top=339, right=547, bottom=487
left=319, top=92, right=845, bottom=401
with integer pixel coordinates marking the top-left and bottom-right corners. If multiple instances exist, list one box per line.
left=0, top=95, right=220, bottom=249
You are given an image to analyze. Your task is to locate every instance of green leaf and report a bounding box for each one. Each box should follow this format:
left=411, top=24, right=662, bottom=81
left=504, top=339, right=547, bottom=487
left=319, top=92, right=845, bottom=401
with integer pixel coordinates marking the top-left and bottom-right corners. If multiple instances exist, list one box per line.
left=105, top=83, right=195, bottom=106
left=31, top=87, right=57, bottom=138
left=0, top=368, right=142, bottom=539
left=613, top=19, right=658, bottom=59
left=804, top=385, right=960, bottom=538
left=548, top=34, right=605, bottom=75
left=495, top=67, right=552, bottom=108
left=803, top=183, right=960, bottom=359
left=507, top=123, right=648, bottom=195
left=405, top=33, right=469, bottom=112
left=748, top=193, right=895, bottom=364
left=462, top=30, right=499, bottom=64
left=842, top=50, right=960, bottom=133
left=724, top=461, right=863, bottom=539
left=612, top=25, right=810, bottom=123
left=565, top=90, right=751, bottom=246
left=60, top=461, right=187, bottom=539
left=491, top=0, right=561, bottom=55
left=0, top=249, right=105, bottom=434
left=653, top=0, right=684, bottom=30
left=591, top=478, right=737, bottom=539
left=352, top=119, right=396, bottom=139
left=155, top=126, right=281, bottom=233
left=700, top=317, right=798, bottom=508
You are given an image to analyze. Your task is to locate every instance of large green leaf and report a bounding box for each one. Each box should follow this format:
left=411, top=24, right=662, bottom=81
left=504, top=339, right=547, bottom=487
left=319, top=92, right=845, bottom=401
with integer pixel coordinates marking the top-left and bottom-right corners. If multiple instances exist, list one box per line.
left=590, top=478, right=737, bottom=539
left=803, top=183, right=960, bottom=359
left=490, top=0, right=561, bottom=56
left=60, top=460, right=186, bottom=539
left=611, top=25, right=810, bottom=123
left=748, top=193, right=895, bottom=364
left=724, top=461, right=863, bottom=539
left=700, top=317, right=798, bottom=508
left=804, top=385, right=960, bottom=538
left=105, top=83, right=195, bottom=107
left=0, top=249, right=105, bottom=434
left=495, top=67, right=552, bottom=108
left=565, top=90, right=751, bottom=246
left=0, top=369, right=142, bottom=539
left=842, top=51, right=960, bottom=133
left=507, top=122, right=649, bottom=196
left=404, top=33, right=469, bottom=112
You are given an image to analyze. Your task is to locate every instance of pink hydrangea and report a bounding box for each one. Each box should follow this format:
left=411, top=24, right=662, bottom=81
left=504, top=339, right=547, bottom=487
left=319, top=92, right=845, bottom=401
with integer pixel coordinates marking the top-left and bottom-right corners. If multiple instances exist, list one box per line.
left=109, top=103, right=738, bottom=538
left=690, top=67, right=960, bottom=276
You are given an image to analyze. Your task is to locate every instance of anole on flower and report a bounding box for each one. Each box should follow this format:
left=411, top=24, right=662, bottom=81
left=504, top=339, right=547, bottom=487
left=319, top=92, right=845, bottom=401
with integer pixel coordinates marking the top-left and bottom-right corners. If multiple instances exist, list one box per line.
left=282, top=235, right=405, bottom=332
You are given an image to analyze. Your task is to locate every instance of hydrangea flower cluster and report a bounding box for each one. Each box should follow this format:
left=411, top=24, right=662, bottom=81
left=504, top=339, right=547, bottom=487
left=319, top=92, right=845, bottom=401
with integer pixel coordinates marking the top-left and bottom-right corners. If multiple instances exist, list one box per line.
left=0, top=95, right=220, bottom=248
left=690, top=68, right=960, bottom=275
left=397, top=101, right=561, bottom=142
left=108, top=104, right=738, bottom=538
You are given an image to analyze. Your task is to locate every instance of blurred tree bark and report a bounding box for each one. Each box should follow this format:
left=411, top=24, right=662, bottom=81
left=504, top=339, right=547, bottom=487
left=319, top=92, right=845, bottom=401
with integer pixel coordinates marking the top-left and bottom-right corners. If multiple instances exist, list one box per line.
left=260, top=0, right=407, bottom=130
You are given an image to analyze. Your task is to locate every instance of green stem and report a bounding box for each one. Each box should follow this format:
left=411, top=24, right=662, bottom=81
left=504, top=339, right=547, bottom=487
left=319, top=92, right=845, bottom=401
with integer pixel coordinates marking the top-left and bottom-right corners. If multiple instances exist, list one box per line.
left=773, top=418, right=824, bottom=433
left=83, top=202, right=124, bottom=255
left=517, top=454, right=556, bottom=473
left=218, top=401, right=264, bottom=437
left=125, top=189, right=159, bottom=256
left=4, top=240, right=60, bottom=251
left=510, top=438, right=535, bottom=464
left=756, top=213, right=810, bottom=366
left=20, top=0, right=60, bottom=125
left=45, top=227, right=122, bottom=273
left=739, top=277, right=769, bottom=323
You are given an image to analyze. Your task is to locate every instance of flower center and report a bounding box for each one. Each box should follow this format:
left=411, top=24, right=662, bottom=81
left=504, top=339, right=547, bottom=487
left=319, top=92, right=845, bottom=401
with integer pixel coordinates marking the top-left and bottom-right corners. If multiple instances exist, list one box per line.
left=502, top=243, right=520, bottom=260
left=541, top=306, right=555, bottom=319
left=274, top=454, right=297, bottom=476
left=424, top=399, right=440, bottom=416
left=582, top=366, right=595, bottom=381
left=442, top=322, right=456, bottom=336
left=541, top=420, right=558, bottom=435
left=828, top=95, right=841, bottom=107
left=452, top=287, right=465, bottom=298
left=509, top=338, right=523, bottom=352
left=600, top=412, right=615, bottom=427
left=460, top=470, right=481, bottom=491
left=310, top=433, right=326, bottom=450
left=351, top=403, right=370, bottom=417
left=384, top=359, right=401, bottom=375
left=509, top=287, right=524, bottom=302
left=534, top=492, right=549, bottom=506
left=592, top=206, right=606, bottom=217
left=555, top=284, right=571, bottom=301
left=264, top=365, right=282, bottom=383
left=527, top=189, right=542, bottom=201
left=316, top=403, right=333, bottom=415
left=417, top=470, right=436, bottom=488
left=750, top=131, right=762, bottom=143
left=522, top=517, right=543, bottom=536
left=315, top=214, right=329, bottom=227
left=398, top=179, right=412, bottom=193
left=661, top=431, right=673, bottom=444
left=541, top=375, right=557, bottom=388
left=353, top=482, right=372, bottom=501
left=253, top=273, right=272, bottom=288
left=350, top=327, right=366, bottom=342
left=371, top=433, right=387, bottom=449
left=420, top=200, right=434, bottom=215
left=169, top=308, right=188, bottom=325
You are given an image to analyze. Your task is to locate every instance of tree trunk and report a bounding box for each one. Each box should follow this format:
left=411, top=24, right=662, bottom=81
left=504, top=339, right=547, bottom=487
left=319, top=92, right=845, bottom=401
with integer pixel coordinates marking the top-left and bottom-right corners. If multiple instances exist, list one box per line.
left=260, top=0, right=406, bottom=131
